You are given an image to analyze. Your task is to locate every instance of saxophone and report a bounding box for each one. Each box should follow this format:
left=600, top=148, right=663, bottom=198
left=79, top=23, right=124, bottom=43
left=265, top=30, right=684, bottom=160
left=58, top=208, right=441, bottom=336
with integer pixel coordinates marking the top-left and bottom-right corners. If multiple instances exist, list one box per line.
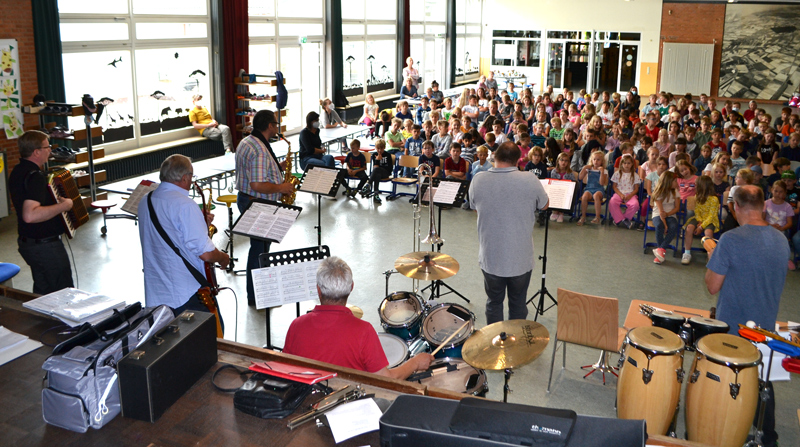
left=280, top=134, right=300, bottom=205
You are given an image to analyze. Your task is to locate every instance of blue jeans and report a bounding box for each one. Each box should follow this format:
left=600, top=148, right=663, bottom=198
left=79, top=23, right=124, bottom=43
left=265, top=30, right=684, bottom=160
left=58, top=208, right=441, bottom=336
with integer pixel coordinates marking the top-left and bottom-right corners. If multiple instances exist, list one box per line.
left=653, top=216, right=679, bottom=249
left=301, top=155, right=335, bottom=171
left=237, top=192, right=271, bottom=306
left=482, top=269, right=532, bottom=325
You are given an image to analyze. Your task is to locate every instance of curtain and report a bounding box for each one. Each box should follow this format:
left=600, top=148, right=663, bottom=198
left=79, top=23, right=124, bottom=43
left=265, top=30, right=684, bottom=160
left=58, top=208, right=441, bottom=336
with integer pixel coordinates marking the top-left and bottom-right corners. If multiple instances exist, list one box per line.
left=31, top=0, right=66, bottom=127
left=222, top=0, right=249, bottom=147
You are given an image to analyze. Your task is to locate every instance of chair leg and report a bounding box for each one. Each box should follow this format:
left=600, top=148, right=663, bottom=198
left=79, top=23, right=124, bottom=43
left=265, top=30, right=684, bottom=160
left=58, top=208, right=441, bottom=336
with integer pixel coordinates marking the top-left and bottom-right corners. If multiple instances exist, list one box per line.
left=562, top=341, right=566, bottom=369
left=580, top=350, right=619, bottom=385
left=547, top=338, right=560, bottom=393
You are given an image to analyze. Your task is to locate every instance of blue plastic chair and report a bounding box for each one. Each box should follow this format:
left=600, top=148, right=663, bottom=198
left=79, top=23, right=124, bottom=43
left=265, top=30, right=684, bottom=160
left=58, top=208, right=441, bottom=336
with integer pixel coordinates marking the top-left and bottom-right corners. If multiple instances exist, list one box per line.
left=0, top=263, right=21, bottom=286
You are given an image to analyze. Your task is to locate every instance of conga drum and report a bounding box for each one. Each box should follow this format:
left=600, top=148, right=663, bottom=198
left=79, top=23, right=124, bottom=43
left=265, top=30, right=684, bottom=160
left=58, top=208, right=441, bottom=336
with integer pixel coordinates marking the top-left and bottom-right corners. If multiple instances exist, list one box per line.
left=685, top=333, right=761, bottom=447
left=617, top=326, right=685, bottom=435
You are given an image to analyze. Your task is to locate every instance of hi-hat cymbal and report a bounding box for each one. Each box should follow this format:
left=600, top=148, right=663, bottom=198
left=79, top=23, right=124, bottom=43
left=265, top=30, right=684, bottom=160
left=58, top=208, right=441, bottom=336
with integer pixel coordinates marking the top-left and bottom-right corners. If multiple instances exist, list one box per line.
left=347, top=304, right=363, bottom=319
left=462, top=320, right=550, bottom=370
left=394, top=251, right=459, bottom=281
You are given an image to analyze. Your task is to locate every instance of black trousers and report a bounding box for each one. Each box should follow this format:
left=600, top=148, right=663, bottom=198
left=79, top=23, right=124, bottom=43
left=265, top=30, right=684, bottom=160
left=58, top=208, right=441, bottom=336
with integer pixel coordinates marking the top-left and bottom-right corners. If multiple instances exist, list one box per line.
left=18, top=237, right=73, bottom=295
left=370, top=166, right=391, bottom=192
left=237, top=193, right=272, bottom=306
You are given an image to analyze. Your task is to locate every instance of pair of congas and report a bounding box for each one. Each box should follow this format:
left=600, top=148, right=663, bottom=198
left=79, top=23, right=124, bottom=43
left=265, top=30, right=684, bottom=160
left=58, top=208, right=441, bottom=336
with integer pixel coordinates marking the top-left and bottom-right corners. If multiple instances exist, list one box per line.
left=617, top=326, right=761, bottom=447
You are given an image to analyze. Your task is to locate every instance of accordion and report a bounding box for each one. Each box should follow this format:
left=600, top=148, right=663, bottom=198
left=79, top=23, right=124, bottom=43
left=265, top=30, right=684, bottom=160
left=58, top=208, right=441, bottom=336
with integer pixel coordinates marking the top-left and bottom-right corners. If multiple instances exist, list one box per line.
left=47, top=168, right=89, bottom=238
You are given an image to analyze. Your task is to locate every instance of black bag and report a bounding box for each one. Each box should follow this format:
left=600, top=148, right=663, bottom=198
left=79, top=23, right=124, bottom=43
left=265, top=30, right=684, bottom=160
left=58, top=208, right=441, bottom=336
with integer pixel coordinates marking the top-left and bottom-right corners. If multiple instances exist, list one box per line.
left=212, top=365, right=313, bottom=419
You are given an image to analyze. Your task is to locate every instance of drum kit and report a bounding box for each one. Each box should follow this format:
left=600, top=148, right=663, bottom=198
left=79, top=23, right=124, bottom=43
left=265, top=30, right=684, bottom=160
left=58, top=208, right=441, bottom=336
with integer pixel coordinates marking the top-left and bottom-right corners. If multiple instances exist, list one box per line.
left=616, top=304, right=770, bottom=447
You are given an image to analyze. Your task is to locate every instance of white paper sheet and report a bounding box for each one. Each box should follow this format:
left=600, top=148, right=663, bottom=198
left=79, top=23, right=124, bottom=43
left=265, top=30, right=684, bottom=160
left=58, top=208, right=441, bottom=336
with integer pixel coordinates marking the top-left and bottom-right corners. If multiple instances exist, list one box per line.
left=120, top=181, right=158, bottom=215
left=433, top=181, right=461, bottom=205
left=539, top=179, right=576, bottom=212
left=300, top=167, right=340, bottom=195
left=232, top=202, right=300, bottom=243
left=325, top=398, right=382, bottom=444
left=252, top=259, right=323, bottom=309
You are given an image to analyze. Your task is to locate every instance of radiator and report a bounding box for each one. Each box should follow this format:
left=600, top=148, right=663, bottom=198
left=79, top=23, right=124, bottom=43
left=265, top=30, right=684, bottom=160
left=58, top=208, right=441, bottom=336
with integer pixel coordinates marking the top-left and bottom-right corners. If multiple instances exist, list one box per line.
left=99, top=139, right=225, bottom=183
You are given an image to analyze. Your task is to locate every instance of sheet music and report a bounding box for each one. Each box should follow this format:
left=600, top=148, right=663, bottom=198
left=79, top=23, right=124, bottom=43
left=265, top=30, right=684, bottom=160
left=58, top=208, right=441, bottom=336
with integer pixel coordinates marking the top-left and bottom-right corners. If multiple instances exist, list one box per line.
left=539, top=179, right=576, bottom=212
left=252, top=258, right=323, bottom=309
left=299, top=167, right=339, bottom=194
left=121, top=181, right=158, bottom=215
left=433, top=181, right=461, bottom=204
left=233, top=202, right=301, bottom=243
left=22, top=288, right=127, bottom=327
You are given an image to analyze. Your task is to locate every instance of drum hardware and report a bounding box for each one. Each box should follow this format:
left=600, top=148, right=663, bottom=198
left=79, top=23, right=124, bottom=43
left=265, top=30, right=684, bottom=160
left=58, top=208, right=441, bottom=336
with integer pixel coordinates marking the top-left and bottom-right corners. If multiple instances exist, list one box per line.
left=462, top=320, right=550, bottom=403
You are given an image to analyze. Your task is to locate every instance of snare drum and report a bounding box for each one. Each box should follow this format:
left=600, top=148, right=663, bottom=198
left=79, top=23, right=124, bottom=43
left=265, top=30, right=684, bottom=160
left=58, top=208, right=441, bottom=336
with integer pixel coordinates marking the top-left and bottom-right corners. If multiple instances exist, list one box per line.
left=379, top=292, right=425, bottom=340
left=687, top=317, right=729, bottom=347
left=378, top=333, right=409, bottom=369
left=407, top=357, right=488, bottom=397
left=685, top=333, right=761, bottom=447
left=649, top=311, right=686, bottom=334
left=421, top=303, right=475, bottom=358
left=408, top=337, right=431, bottom=357
left=617, top=326, right=685, bottom=436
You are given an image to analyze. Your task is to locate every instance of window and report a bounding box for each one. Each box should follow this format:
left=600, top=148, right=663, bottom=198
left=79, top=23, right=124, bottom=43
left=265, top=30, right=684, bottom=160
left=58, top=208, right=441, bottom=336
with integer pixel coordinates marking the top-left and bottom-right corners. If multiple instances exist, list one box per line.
left=342, top=0, right=397, bottom=101
left=455, top=0, right=482, bottom=82
left=249, top=3, right=325, bottom=135
left=58, top=0, right=213, bottom=153
left=491, top=31, right=542, bottom=69
left=410, top=0, right=446, bottom=89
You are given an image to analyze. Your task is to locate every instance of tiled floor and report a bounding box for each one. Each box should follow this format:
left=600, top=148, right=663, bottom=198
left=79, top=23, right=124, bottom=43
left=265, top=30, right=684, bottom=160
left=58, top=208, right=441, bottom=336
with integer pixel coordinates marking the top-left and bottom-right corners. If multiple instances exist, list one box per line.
left=1, top=178, right=798, bottom=444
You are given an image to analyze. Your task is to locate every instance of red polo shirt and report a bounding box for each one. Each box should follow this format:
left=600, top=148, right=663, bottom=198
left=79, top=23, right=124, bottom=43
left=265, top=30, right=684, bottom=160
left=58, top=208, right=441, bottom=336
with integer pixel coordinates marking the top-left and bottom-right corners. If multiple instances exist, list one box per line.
left=283, top=305, right=389, bottom=373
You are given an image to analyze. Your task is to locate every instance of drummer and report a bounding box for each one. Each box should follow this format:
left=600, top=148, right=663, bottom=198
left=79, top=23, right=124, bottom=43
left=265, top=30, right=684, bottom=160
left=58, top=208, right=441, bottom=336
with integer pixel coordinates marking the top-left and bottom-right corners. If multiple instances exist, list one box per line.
left=704, top=185, right=787, bottom=447
left=284, top=257, right=433, bottom=379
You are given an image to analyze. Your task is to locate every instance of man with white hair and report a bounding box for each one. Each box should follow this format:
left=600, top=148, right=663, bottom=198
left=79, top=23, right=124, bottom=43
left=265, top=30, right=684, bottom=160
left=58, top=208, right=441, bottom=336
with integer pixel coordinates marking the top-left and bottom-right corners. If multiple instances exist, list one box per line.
left=283, top=257, right=432, bottom=379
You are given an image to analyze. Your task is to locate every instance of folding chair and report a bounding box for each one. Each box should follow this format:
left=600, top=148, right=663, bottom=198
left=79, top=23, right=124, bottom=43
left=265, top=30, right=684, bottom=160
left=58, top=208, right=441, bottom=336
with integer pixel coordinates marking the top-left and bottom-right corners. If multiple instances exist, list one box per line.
left=547, top=288, right=627, bottom=392
left=388, top=155, right=419, bottom=200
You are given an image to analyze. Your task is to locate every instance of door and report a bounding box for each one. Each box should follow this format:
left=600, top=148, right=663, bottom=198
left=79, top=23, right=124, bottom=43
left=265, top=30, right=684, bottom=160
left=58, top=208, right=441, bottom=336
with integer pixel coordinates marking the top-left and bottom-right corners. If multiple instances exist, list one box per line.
left=301, top=42, right=322, bottom=127
left=547, top=42, right=564, bottom=89
left=592, top=42, right=619, bottom=93
left=619, top=44, right=638, bottom=93
left=279, top=42, right=323, bottom=133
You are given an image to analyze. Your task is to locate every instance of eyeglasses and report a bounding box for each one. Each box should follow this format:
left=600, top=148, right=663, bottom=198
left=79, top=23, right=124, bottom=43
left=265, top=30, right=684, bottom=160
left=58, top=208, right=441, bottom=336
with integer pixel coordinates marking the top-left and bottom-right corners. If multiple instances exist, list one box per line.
left=38, top=145, right=52, bottom=149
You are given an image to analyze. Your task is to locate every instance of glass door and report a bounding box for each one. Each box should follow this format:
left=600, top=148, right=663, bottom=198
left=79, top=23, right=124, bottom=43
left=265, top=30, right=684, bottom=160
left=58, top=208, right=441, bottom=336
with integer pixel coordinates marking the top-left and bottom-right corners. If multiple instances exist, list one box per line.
left=424, top=36, right=446, bottom=87
left=619, top=44, right=638, bottom=93
left=301, top=42, right=322, bottom=127
left=592, top=42, right=619, bottom=93
left=547, top=42, right=564, bottom=89
left=564, top=42, right=590, bottom=91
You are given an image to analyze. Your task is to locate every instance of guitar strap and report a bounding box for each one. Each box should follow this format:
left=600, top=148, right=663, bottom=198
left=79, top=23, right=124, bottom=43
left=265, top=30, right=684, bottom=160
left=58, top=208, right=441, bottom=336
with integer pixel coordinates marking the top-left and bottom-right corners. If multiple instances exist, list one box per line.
left=146, top=191, right=210, bottom=289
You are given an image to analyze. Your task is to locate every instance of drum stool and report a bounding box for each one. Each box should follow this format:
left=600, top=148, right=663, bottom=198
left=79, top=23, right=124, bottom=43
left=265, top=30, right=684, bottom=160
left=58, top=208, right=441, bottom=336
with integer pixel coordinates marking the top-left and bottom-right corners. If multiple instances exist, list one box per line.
left=90, top=200, right=117, bottom=236
left=215, top=194, right=242, bottom=274
left=0, top=263, right=21, bottom=287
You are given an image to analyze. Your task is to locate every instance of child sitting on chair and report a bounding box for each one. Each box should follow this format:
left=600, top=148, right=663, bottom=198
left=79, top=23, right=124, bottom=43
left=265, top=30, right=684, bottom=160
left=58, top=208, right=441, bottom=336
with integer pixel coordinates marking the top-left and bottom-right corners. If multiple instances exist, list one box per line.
left=765, top=180, right=796, bottom=270
left=609, top=154, right=641, bottom=229
left=577, top=150, right=608, bottom=226
left=682, top=175, right=720, bottom=265
left=549, top=152, right=576, bottom=223
left=419, top=140, right=442, bottom=178
left=472, top=145, right=492, bottom=177
left=344, top=139, right=369, bottom=198
left=525, top=146, right=548, bottom=179
left=369, top=139, right=392, bottom=203
left=444, top=143, right=468, bottom=181
left=652, top=170, right=680, bottom=265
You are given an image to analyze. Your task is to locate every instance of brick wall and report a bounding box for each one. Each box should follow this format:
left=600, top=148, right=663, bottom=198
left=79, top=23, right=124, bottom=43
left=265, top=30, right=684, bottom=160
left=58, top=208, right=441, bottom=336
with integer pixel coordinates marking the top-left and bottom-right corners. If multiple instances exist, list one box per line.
left=0, top=0, right=38, bottom=171
left=658, top=2, right=726, bottom=96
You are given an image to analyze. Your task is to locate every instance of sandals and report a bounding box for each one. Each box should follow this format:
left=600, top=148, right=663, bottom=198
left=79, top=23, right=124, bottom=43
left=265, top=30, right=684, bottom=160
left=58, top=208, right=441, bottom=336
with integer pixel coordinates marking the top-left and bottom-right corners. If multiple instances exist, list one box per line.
left=576, top=218, right=585, bottom=226
left=591, top=217, right=602, bottom=225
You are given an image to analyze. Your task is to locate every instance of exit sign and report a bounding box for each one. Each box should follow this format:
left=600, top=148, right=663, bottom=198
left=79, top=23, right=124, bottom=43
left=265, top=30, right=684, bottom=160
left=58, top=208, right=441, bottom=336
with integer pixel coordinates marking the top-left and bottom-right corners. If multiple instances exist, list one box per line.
left=299, top=36, right=307, bottom=44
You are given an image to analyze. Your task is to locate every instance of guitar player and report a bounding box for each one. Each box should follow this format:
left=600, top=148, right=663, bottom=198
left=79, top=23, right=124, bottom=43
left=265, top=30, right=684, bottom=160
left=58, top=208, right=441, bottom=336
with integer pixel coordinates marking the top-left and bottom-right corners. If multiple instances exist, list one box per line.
left=137, top=154, right=230, bottom=319
left=9, top=130, right=75, bottom=295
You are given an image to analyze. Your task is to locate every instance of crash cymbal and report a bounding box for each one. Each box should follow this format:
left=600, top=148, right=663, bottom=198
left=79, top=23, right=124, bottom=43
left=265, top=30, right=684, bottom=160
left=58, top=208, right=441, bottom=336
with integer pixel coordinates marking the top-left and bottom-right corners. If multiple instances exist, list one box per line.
left=347, top=304, right=363, bottom=319
left=462, top=320, right=550, bottom=370
left=394, top=251, right=459, bottom=281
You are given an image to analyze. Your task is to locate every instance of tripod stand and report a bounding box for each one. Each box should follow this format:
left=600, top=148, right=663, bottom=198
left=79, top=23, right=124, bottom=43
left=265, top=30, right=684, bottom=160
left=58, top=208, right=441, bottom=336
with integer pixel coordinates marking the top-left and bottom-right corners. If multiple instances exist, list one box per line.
left=526, top=209, right=557, bottom=321
left=420, top=205, right=469, bottom=303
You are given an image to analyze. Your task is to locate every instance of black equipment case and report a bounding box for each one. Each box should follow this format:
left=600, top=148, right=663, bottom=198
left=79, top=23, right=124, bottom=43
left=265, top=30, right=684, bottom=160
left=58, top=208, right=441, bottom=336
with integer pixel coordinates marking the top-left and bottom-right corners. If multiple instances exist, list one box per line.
left=380, top=395, right=646, bottom=447
left=118, top=311, right=217, bottom=422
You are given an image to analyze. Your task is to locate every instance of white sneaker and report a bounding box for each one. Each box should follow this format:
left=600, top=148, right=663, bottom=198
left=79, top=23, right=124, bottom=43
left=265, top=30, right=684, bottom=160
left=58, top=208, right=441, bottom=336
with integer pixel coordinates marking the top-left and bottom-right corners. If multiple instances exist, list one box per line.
left=550, top=212, right=558, bottom=221
left=556, top=213, right=564, bottom=223
left=681, top=253, right=692, bottom=265
left=653, top=248, right=666, bottom=263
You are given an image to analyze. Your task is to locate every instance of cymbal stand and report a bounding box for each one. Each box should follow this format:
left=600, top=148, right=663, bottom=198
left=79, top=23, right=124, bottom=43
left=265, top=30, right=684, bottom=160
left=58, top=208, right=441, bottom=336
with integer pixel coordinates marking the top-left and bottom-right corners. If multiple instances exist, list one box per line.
left=383, top=269, right=399, bottom=296
left=420, top=206, right=469, bottom=303
left=503, top=368, right=513, bottom=403
left=526, top=209, right=557, bottom=321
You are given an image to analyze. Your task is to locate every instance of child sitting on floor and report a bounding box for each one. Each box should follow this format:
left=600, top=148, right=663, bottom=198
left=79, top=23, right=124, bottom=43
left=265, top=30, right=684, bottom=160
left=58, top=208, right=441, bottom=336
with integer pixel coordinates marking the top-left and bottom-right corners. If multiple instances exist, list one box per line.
left=682, top=175, right=720, bottom=265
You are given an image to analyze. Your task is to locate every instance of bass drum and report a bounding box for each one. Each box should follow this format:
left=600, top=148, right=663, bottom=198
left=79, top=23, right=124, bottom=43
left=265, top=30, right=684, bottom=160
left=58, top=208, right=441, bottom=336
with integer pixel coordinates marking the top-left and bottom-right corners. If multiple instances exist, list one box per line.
left=685, top=333, right=761, bottom=447
left=407, top=357, right=487, bottom=397
left=617, top=326, right=685, bottom=436
left=378, top=292, right=425, bottom=341
left=378, top=333, right=409, bottom=369
left=421, top=303, right=475, bottom=358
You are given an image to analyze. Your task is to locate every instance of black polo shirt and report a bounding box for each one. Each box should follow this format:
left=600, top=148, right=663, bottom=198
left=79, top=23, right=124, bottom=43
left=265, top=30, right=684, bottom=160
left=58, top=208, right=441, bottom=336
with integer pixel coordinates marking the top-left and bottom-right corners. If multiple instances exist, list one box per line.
left=8, top=158, right=63, bottom=239
left=298, top=127, right=322, bottom=161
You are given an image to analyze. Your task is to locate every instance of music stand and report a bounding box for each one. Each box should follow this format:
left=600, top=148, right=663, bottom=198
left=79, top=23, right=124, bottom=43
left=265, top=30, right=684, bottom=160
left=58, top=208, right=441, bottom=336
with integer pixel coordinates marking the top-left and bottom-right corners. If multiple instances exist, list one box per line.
left=418, top=178, right=470, bottom=303
left=526, top=179, right=578, bottom=321
left=231, top=198, right=303, bottom=244
left=298, top=165, right=346, bottom=247
left=258, top=245, right=330, bottom=350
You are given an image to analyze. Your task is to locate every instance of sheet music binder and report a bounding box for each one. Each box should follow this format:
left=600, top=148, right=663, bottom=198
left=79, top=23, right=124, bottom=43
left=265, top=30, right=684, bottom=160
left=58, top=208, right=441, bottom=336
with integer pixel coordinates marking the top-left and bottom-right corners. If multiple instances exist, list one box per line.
left=298, top=166, right=346, bottom=198
left=539, top=179, right=578, bottom=214
left=231, top=198, right=303, bottom=243
left=419, top=178, right=470, bottom=206
left=258, top=245, right=331, bottom=350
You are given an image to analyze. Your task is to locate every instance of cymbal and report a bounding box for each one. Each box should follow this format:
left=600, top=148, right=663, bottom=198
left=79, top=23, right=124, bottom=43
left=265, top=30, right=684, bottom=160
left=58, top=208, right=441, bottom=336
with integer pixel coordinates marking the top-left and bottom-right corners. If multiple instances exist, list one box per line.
left=394, top=251, right=459, bottom=281
left=462, top=320, right=550, bottom=370
left=347, top=304, right=363, bottom=319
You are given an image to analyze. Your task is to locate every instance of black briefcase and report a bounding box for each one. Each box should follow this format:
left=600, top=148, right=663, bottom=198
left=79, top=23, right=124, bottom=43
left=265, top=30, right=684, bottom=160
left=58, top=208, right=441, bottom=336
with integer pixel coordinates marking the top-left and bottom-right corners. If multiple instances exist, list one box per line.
left=118, top=311, right=217, bottom=422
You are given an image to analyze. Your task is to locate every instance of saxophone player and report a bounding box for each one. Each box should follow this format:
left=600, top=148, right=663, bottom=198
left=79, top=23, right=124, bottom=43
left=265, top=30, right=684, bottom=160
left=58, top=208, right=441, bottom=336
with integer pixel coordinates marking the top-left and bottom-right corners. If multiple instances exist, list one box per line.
left=235, top=110, right=295, bottom=306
